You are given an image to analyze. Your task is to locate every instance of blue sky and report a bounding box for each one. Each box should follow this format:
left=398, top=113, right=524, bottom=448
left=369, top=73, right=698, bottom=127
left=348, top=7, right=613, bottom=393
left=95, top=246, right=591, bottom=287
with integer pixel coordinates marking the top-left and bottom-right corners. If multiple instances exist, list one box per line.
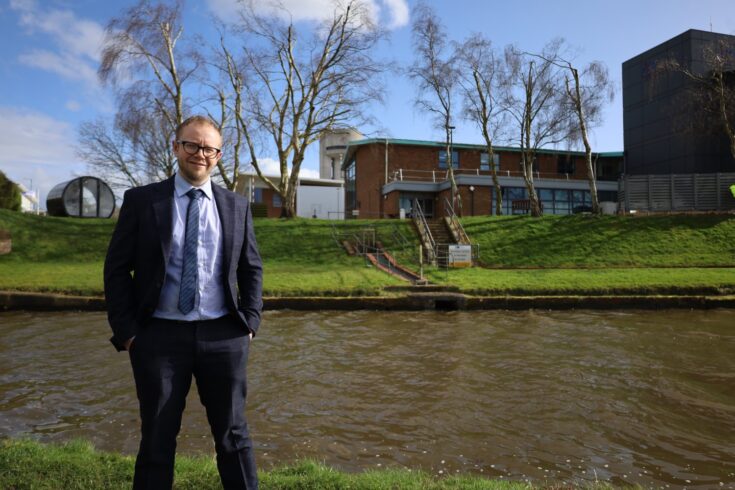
left=1, top=0, right=734, bottom=208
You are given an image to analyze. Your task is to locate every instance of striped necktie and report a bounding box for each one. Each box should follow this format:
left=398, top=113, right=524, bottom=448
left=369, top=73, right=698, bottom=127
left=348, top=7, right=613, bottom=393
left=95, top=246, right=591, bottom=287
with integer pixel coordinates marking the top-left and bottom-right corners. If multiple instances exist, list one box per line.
left=178, top=188, right=204, bottom=314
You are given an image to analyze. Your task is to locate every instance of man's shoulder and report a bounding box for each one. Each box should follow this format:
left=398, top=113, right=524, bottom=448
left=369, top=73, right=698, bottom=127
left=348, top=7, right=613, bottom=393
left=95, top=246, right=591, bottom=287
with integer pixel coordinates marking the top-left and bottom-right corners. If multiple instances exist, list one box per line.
left=212, top=183, right=248, bottom=205
left=124, top=178, right=173, bottom=201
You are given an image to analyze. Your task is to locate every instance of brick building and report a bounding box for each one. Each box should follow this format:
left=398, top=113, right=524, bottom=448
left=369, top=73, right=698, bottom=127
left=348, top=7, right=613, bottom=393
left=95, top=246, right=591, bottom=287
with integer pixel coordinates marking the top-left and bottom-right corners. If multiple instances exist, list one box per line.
left=342, top=139, right=622, bottom=219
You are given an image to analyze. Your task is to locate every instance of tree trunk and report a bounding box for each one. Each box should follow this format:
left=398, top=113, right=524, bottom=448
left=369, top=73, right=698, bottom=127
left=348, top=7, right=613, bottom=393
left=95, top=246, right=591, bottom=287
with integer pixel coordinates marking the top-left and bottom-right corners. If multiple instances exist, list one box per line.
left=568, top=69, right=600, bottom=214
left=520, top=152, right=542, bottom=217
left=445, top=126, right=461, bottom=216
left=280, top=185, right=296, bottom=218
left=715, top=72, right=735, bottom=160
left=491, top=159, right=503, bottom=215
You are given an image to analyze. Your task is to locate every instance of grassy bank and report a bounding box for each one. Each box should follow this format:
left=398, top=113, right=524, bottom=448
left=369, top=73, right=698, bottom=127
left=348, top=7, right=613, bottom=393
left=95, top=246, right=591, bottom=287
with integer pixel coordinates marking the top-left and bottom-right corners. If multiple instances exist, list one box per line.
left=0, top=208, right=734, bottom=296
left=0, top=439, right=624, bottom=489
left=461, top=214, right=735, bottom=268
left=0, top=210, right=415, bottom=296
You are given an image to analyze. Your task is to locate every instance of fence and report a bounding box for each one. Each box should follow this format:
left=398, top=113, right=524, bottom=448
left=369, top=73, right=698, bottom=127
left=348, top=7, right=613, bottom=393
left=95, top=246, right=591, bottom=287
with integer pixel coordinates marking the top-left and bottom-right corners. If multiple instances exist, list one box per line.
left=619, top=173, right=735, bottom=212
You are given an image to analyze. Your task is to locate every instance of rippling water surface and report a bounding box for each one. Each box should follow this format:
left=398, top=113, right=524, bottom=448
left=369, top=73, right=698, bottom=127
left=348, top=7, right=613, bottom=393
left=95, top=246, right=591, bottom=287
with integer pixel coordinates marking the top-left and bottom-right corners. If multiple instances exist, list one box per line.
left=1, top=309, right=734, bottom=488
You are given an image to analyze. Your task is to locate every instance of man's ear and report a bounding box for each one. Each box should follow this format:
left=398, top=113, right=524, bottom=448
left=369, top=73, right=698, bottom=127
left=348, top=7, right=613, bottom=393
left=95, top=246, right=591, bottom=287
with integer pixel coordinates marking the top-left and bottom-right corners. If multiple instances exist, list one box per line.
left=172, top=140, right=178, bottom=152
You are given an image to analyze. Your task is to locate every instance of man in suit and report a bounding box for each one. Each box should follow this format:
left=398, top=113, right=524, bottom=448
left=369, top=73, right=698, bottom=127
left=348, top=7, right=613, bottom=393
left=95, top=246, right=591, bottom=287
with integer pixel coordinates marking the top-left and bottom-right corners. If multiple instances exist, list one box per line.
left=104, top=115, right=263, bottom=490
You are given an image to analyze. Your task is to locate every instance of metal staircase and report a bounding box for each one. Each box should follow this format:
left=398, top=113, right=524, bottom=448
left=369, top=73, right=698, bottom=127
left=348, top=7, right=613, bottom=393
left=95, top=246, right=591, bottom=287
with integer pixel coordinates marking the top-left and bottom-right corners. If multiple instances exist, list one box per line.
left=412, top=198, right=479, bottom=267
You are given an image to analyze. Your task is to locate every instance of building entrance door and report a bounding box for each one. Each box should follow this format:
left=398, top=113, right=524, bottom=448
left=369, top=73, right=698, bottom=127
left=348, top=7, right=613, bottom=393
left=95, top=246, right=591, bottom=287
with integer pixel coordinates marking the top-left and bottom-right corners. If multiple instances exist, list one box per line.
left=399, top=193, right=434, bottom=218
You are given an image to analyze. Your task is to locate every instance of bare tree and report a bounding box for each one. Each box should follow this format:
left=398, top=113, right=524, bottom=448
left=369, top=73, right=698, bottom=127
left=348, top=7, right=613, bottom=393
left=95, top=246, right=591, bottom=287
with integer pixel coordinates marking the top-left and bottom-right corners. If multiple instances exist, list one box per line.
left=78, top=118, right=143, bottom=190
left=199, top=30, right=247, bottom=191
left=407, top=2, right=461, bottom=214
left=223, top=0, right=387, bottom=217
left=656, top=37, right=735, bottom=160
left=98, top=0, right=200, bottom=133
left=78, top=107, right=177, bottom=191
left=557, top=58, right=614, bottom=214
left=501, top=41, right=572, bottom=217
left=456, top=34, right=506, bottom=215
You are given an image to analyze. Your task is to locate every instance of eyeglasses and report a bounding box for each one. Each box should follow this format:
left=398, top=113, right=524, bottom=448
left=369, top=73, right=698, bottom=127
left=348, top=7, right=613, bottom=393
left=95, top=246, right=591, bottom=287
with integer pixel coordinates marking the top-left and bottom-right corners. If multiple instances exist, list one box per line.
left=176, top=140, right=221, bottom=158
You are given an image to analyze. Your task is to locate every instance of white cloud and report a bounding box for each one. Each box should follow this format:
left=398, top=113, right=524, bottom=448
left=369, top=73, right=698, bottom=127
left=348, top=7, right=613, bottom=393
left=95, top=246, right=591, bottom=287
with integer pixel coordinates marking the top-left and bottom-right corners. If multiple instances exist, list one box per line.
left=299, top=167, right=320, bottom=179
left=10, top=0, right=105, bottom=86
left=206, top=0, right=409, bottom=29
left=0, top=107, right=85, bottom=208
left=65, top=100, right=81, bottom=112
left=19, top=49, right=99, bottom=86
left=381, top=0, right=409, bottom=28
left=245, top=157, right=320, bottom=179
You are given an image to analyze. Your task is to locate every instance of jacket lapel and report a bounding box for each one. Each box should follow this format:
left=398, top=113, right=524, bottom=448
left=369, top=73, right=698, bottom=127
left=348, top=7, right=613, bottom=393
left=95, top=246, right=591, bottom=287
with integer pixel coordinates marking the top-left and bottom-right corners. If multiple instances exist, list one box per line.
left=213, top=184, right=236, bottom=273
left=152, top=176, right=176, bottom=262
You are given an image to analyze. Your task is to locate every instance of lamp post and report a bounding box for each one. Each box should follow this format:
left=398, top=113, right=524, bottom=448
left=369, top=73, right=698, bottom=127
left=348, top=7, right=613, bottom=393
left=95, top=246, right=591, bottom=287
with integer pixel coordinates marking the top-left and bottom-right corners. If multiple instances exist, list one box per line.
left=446, top=124, right=456, bottom=212
left=469, top=185, right=475, bottom=216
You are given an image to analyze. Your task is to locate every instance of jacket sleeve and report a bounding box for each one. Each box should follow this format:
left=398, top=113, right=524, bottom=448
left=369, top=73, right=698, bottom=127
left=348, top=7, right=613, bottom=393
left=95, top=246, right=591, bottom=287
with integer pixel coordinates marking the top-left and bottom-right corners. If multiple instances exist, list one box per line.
left=104, top=189, right=140, bottom=351
left=236, top=200, right=263, bottom=336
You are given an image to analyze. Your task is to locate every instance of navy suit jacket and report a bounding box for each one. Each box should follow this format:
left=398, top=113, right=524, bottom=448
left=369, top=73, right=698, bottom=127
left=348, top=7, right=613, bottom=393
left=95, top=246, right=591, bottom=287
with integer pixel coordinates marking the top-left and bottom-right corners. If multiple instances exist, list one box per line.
left=104, top=176, right=263, bottom=351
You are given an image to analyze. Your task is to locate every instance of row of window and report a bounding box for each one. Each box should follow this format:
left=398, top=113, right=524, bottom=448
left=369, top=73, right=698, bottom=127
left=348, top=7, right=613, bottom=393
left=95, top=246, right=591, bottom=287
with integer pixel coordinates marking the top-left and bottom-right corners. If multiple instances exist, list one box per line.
left=397, top=188, right=617, bottom=217
left=438, top=150, right=501, bottom=171
left=438, top=150, right=580, bottom=175
left=500, top=187, right=616, bottom=215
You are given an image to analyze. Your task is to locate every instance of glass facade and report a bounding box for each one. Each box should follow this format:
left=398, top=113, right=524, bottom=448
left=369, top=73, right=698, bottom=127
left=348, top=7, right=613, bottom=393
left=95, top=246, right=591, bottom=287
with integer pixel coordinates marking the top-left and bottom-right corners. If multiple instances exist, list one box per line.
left=493, top=186, right=610, bottom=215
left=345, top=160, right=356, bottom=216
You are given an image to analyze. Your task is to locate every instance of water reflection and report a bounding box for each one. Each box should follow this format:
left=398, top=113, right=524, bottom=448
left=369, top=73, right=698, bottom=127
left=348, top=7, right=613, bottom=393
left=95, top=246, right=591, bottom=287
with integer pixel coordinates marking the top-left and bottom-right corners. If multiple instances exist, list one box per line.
left=1, top=309, right=734, bottom=488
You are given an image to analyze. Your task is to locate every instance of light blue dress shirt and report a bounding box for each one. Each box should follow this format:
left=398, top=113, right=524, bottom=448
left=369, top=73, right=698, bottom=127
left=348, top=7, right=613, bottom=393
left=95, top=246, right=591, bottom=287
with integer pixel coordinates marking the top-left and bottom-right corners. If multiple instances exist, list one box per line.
left=153, top=173, right=228, bottom=321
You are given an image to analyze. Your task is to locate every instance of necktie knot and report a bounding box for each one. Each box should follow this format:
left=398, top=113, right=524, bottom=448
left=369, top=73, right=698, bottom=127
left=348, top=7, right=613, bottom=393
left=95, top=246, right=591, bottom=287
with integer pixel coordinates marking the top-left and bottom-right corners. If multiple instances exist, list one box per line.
left=187, top=188, right=204, bottom=201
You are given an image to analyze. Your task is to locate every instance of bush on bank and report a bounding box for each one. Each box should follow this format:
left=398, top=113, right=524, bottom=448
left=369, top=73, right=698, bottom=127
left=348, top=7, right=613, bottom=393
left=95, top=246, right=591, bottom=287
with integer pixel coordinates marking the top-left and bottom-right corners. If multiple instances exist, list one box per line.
left=0, top=439, right=628, bottom=489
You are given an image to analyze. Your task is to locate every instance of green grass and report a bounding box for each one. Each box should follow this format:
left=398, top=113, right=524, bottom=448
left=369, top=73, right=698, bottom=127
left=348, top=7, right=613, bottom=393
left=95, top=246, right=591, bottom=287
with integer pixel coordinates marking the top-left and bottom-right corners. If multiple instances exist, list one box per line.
left=1, top=209, right=734, bottom=296
left=461, top=214, right=735, bottom=268
left=0, top=210, right=417, bottom=296
left=425, top=267, right=735, bottom=295
left=0, top=438, right=628, bottom=489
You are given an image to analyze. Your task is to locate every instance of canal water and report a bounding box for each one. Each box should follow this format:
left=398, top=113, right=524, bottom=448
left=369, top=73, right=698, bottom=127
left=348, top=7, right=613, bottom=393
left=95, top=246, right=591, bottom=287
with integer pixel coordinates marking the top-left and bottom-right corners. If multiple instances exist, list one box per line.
left=1, top=309, right=733, bottom=488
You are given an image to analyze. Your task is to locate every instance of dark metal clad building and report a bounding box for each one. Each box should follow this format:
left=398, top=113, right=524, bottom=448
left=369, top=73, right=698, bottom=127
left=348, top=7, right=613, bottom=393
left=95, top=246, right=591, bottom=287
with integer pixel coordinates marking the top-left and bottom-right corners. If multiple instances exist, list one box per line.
left=623, top=29, right=735, bottom=175
left=46, top=176, right=116, bottom=218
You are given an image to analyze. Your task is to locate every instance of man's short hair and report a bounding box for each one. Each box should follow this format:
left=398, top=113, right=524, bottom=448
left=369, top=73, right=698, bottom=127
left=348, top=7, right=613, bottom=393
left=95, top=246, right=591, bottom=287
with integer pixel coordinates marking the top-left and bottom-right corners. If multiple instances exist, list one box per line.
left=175, top=115, right=221, bottom=140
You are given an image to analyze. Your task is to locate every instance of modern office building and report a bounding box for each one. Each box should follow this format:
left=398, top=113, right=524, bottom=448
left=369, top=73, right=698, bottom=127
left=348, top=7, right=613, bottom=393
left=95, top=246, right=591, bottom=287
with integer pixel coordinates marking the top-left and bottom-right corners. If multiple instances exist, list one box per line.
left=342, top=138, right=622, bottom=219
left=623, top=29, right=735, bottom=175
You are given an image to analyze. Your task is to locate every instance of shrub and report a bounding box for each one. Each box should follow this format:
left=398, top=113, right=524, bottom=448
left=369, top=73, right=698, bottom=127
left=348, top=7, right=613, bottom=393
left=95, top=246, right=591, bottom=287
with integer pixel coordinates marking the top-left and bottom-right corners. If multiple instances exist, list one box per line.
left=0, top=170, right=21, bottom=211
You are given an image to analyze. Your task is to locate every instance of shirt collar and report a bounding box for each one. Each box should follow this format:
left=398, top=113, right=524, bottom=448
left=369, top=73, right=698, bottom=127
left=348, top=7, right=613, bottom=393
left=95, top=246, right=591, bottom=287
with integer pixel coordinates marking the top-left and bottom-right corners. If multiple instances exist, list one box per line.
left=174, top=173, right=213, bottom=200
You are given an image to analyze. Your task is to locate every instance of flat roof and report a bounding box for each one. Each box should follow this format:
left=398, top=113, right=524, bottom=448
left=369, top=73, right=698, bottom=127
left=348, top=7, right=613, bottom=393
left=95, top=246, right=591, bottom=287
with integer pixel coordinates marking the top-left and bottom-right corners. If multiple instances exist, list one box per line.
left=341, top=138, right=623, bottom=169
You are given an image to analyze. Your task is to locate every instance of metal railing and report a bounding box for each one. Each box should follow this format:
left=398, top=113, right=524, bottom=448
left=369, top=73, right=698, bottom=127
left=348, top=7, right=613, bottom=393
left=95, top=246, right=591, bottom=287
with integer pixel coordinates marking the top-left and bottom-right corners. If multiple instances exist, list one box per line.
left=412, top=198, right=436, bottom=265
left=388, top=167, right=601, bottom=183
left=443, top=197, right=471, bottom=245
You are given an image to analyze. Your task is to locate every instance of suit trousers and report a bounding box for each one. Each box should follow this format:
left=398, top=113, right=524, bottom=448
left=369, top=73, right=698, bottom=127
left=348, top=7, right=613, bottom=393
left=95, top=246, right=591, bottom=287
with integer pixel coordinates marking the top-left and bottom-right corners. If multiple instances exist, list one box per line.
left=129, top=316, right=258, bottom=490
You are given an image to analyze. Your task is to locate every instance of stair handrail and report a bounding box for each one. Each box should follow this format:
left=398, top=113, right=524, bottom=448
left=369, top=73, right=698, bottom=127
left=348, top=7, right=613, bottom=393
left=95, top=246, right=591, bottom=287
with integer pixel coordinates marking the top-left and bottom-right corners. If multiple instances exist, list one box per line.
left=412, top=198, right=436, bottom=263
left=443, top=197, right=470, bottom=245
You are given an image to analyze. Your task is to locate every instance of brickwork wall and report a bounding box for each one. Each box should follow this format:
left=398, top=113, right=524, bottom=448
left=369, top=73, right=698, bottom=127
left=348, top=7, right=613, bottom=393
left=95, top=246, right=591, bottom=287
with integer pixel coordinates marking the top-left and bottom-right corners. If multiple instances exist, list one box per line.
left=351, top=141, right=620, bottom=218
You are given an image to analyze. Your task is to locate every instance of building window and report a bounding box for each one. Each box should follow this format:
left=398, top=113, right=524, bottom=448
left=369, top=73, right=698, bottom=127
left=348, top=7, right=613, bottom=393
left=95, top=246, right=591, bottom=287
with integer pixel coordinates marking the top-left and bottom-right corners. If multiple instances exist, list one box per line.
left=438, top=150, right=459, bottom=169
left=345, top=159, right=357, bottom=217
left=557, top=155, right=576, bottom=174
left=481, top=152, right=500, bottom=172
left=254, top=188, right=263, bottom=203
left=273, top=193, right=282, bottom=208
left=502, top=186, right=528, bottom=215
